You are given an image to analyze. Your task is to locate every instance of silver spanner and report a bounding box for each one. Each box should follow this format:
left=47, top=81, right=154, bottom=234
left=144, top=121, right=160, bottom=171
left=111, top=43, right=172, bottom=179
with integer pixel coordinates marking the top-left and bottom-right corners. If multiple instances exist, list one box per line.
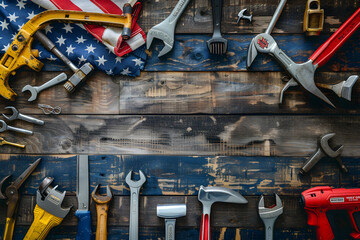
left=146, top=0, right=191, bottom=57
left=2, top=106, right=44, bottom=125
left=125, top=170, right=146, bottom=240
left=258, top=194, right=283, bottom=240
left=22, top=73, right=68, bottom=102
left=0, top=120, right=33, bottom=135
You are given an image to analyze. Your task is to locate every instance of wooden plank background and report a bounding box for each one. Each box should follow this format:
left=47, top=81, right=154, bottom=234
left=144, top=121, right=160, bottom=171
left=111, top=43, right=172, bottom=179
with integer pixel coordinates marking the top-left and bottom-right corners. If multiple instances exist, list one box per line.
left=1, top=0, right=360, bottom=239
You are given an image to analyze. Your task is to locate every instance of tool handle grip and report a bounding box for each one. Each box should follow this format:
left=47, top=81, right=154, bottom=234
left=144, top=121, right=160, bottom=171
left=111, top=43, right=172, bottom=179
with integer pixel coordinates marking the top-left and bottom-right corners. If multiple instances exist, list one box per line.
left=211, top=0, right=223, bottom=36
left=310, top=7, right=360, bottom=68
left=200, top=214, right=210, bottom=240
left=37, top=73, right=68, bottom=93
left=165, top=219, right=176, bottom=240
left=24, top=204, right=64, bottom=240
left=95, top=203, right=109, bottom=240
left=3, top=217, right=15, bottom=240
left=75, top=210, right=92, bottom=240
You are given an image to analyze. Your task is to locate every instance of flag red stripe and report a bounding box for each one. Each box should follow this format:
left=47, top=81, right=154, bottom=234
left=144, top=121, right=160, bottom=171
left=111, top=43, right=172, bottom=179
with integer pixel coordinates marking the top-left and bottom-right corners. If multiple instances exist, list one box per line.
left=49, top=0, right=82, bottom=10
left=90, top=0, right=123, bottom=14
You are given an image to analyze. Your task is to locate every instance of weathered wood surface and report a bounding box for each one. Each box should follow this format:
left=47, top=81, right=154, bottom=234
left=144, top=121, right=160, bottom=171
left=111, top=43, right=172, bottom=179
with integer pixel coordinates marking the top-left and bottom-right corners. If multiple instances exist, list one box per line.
left=0, top=226, right=317, bottom=240
left=0, top=115, right=360, bottom=156
left=139, top=0, right=359, bottom=34
left=4, top=71, right=360, bottom=115
left=1, top=155, right=356, bottom=196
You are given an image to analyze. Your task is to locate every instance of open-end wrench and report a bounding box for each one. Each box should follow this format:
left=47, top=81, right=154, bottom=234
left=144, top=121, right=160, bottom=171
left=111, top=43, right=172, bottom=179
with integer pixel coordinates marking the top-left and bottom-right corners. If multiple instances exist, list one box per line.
left=146, top=0, right=191, bottom=57
left=125, top=170, right=146, bottom=240
left=300, top=133, right=347, bottom=174
left=22, top=73, right=68, bottom=102
left=258, top=194, right=283, bottom=240
left=247, top=0, right=360, bottom=107
left=0, top=120, right=33, bottom=135
left=2, top=106, right=44, bottom=125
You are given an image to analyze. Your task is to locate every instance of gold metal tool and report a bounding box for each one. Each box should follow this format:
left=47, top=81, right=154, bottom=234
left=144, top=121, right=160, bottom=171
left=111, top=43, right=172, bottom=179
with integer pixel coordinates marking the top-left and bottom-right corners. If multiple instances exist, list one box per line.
left=0, top=137, right=25, bottom=148
left=303, top=0, right=324, bottom=36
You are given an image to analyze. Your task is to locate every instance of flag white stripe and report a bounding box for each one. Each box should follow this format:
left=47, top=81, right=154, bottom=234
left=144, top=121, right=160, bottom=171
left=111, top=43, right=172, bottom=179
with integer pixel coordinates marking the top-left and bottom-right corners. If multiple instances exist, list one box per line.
left=112, top=0, right=128, bottom=10
left=125, top=33, right=145, bottom=50
left=102, top=27, right=123, bottom=47
left=32, top=0, right=58, bottom=10
left=69, top=0, right=104, bottom=13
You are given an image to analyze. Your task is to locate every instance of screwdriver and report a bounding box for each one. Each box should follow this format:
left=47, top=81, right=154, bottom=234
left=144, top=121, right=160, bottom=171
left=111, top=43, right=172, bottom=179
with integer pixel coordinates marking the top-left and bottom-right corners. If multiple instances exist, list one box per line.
left=0, top=137, right=25, bottom=148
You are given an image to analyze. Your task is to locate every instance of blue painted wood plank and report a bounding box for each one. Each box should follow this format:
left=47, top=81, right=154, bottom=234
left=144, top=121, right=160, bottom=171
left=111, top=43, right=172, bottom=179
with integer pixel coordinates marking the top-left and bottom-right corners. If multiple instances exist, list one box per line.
left=0, top=155, right=354, bottom=196
left=41, top=33, right=360, bottom=73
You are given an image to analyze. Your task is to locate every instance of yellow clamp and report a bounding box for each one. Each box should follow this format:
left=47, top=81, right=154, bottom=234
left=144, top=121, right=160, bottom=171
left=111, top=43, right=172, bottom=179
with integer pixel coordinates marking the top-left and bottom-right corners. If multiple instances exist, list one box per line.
left=0, top=9, right=132, bottom=101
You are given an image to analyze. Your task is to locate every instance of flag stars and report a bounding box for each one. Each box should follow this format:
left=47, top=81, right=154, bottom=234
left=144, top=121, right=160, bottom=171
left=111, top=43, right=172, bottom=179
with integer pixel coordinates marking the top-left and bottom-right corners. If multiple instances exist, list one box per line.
left=85, top=44, right=96, bottom=54
left=2, top=43, right=9, bottom=52
left=106, top=69, right=113, bottom=75
left=0, top=1, right=8, bottom=9
left=17, top=23, right=24, bottom=31
left=26, top=11, right=36, bottom=20
left=132, top=58, right=144, bottom=67
left=47, top=55, right=57, bottom=61
left=115, top=56, right=123, bottom=63
left=75, top=36, right=87, bottom=44
left=16, top=0, right=26, bottom=10
left=78, top=55, right=87, bottom=65
left=121, top=68, right=131, bottom=76
left=56, top=35, right=66, bottom=46
left=0, top=20, right=9, bottom=31
left=62, top=23, right=73, bottom=33
left=66, top=45, right=75, bottom=56
left=95, top=55, right=107, bottom=66
left=7, top=13, right=19, bottom=22
left=44, top=24, right=53, bottom=34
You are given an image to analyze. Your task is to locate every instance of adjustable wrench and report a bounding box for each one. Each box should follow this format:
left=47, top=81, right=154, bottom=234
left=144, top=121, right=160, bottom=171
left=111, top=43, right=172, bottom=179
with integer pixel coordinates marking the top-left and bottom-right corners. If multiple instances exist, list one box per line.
left=125, top=170, right=146, bottom=240
left=2, top=106, right=44, bottom=125
left=147, top=0, right=191, bottom=57
left=22, top=73, right=68, bottom=102
left=258, top=194, right=283, bottom=240
left=247, top=0, right=360, bottom=107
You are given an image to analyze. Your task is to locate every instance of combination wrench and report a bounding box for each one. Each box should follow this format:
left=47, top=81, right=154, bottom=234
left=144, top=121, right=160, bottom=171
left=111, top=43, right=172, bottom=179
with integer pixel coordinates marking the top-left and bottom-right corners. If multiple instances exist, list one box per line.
left=258, top=194, right=283, bottom=240
left=0, top=120, right=33, bottom=135
left=125, top=170, right=146, bottom=240
left=2, top=106, right=44, bottom=125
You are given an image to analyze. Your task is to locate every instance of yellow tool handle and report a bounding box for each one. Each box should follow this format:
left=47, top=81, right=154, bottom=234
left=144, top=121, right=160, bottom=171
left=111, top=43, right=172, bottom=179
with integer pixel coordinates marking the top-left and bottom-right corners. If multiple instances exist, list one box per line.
left=95, top=203, right=109, bottom=240
left=3, top=217, right=15, bottom=240
left=24, top=204, right=64, bottom=240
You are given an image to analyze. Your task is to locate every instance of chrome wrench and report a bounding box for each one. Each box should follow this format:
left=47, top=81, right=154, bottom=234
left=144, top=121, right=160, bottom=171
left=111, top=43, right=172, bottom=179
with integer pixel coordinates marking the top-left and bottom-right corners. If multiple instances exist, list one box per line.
left=125, top=170, right=146, bottom=240
left=2, top=106, right=44, bottom=125
left=146, top=0, right=191, bottom=57
left=0, top=120, right=33, bottom=135
left=258, top=194, right=283, bottom=240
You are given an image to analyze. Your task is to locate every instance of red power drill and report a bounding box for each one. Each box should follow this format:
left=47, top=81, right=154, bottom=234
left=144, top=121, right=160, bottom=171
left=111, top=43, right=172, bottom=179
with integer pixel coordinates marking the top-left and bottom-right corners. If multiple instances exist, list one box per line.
left=301, top=186, right=360, bottom=240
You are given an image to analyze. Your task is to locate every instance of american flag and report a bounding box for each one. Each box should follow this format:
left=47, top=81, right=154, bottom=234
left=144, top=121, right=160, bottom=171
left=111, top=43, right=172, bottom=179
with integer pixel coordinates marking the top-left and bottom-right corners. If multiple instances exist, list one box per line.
left=0, top=0, right=147, bottom=77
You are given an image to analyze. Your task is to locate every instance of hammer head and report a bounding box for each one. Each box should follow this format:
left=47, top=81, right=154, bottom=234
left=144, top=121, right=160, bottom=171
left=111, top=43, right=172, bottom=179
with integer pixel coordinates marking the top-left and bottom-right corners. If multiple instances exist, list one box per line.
left=198, top=185, right=248, bottom=211
left=157, top=204, right=187, bottom=219
left=63, top=63, right=94, bottom=93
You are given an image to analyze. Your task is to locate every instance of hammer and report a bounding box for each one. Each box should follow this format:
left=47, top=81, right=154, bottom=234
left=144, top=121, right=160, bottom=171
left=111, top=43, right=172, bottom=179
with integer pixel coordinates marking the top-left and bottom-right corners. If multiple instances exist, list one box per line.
left=157, top=204, right=186, bottom=240
left=198, top=186, right=248, bottom=240
left=34, top=31, right=94, bottom=93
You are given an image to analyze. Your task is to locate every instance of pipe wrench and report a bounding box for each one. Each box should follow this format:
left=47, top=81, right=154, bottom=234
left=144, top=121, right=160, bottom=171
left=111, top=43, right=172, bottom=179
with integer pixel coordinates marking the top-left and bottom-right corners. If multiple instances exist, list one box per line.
left=24, top=177, right=71, bottom=240
left=0, top=158, right=41, bottom=240
left=247, top=0, right=360, bottom=107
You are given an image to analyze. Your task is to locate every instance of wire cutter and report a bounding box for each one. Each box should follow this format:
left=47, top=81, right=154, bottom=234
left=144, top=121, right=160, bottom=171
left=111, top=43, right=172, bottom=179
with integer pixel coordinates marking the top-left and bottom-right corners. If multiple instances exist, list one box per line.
left=0, top=158, right=41, bottom=240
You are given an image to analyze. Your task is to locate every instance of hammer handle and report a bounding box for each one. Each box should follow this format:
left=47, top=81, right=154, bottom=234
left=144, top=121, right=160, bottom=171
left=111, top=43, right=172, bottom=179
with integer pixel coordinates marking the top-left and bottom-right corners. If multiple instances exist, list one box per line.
left=310, top=7, right=360, bottom=68
left=75, top=210, right=92, bottom=240
left=200, top=214, right=210, bottom=240
left=95, top=203, right=109, bottom=240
